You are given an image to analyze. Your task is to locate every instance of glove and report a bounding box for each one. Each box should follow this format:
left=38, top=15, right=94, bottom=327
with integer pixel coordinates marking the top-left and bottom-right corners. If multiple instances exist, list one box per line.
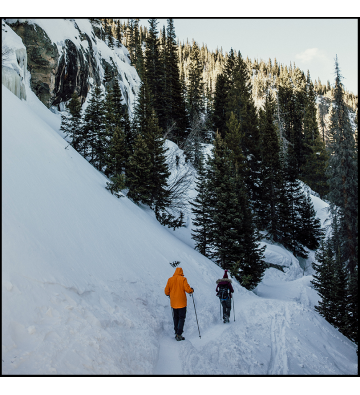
left=191, top=288, right=194, bottom=293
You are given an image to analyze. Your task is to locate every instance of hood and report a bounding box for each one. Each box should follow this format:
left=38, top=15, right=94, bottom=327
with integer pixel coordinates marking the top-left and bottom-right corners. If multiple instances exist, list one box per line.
left=174, top=267, right=184, bottom=276
left=216, top=278, right=232, bottom=284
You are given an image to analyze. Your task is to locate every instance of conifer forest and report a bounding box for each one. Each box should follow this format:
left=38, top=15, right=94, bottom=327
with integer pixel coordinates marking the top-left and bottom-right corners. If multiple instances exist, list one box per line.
left=60, top=18, right=358, bottom=349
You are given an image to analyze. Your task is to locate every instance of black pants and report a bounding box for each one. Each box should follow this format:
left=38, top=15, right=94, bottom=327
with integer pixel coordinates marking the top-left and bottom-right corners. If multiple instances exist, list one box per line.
left=172, top=307, right=187, bottom=335
left=221, top=298, right=231, bottom=320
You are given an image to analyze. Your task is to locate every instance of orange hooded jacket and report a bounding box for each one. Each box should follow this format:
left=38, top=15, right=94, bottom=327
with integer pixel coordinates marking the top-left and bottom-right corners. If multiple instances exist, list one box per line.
left=165, top=267, right=193, bottom=309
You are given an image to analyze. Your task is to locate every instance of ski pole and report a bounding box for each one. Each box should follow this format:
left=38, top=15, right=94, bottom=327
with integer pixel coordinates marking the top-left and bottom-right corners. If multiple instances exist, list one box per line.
left=233, top=297, right=235, bottom=322
left=191, top=294, right=201, bottom=338
left=220, top=299, right=221, bottom=320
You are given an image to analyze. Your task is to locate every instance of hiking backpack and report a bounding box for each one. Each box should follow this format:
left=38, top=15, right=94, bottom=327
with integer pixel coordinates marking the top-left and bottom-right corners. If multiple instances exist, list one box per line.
left=217, top=285, right=230, bottom=301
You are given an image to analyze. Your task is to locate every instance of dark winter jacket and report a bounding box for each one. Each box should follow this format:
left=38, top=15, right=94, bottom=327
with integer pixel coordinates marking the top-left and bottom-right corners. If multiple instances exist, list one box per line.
left=216, top=278, right=234, bottom=299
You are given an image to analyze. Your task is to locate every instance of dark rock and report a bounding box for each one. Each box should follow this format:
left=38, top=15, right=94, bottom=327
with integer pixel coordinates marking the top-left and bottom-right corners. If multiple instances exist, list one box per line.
left=7, top=19, right=123, bottom=110
left=8, top=20, right=59, bottom=107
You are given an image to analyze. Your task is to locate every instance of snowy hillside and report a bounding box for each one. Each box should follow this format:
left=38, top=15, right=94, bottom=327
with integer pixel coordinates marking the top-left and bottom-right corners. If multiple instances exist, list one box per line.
left=2, top=83, right=357, bottom=375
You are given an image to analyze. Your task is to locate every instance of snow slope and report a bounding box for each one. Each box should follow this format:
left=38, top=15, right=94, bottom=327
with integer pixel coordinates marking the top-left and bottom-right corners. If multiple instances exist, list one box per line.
left=2, top=86, right=357, bottom=375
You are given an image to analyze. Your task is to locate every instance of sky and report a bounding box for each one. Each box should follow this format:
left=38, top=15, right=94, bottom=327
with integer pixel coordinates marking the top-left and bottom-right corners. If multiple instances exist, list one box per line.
left=141, top=18, right=358, bottom=95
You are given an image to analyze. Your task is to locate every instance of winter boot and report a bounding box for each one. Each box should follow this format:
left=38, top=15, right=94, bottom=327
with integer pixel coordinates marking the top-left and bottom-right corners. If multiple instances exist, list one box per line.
left=175, top=334, right=185, bottom=341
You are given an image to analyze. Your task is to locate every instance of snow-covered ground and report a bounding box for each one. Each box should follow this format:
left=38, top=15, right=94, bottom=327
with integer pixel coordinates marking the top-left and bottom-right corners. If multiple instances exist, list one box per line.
left=2, top=84, right=357, bottom=376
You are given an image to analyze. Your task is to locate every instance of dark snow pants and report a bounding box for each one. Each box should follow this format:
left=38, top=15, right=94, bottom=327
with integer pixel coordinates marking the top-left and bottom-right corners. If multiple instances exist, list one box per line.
left=221, top=298, right=231, bottom=320
left=172, top=307, right=187, bottom=335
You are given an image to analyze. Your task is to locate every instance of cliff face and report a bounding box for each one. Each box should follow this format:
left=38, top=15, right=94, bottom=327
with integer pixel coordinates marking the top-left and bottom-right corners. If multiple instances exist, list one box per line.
left=6, top=21, right=59, bottom=107
left=2, top=20, right=27, bottom=100
left=4, top=19, right=140, bottom=112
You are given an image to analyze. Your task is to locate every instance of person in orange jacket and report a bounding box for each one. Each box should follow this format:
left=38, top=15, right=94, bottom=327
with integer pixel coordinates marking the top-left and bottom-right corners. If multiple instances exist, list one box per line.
left=165, top=267, right=194, bottom=341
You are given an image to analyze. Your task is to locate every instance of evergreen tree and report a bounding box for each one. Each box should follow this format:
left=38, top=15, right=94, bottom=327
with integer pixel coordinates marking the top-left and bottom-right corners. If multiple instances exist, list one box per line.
left=190, top=155, right=213, bottom=257
left=115, top=20, right=122, bottom=47
left=332, top=247, right=349, bottom=333
left=224, top=111, right=245, bottom=176
left=132, top=78, right=154, bottom=135
left=82, top=85, right=107, bottom=170
left=300, top=71, right=329, bottom=197
left=225, top=51, right=261, bottom=203
left=165, top=18, right=188, bottom=143
left=144, top=19, right=163, bottom=125
left=326, top=56, right=358, bottom=274
left=207, top=133, right=243, bottom=269
left=206, top=132, right=266, bottom=289
left=343, top=266, right=358, bottom=345
left=60, top=92, right=83, bottom=153
left=257, top=93, right=283, bottom=239
left=279, top=143, right=308, bottom=258
left=145, top=109, right=171, bottom=212
left=212, top=73, right=227, bottom=138
left=105, top=126, right=126, bottom=178
left=296, top=189, right=323, bottom=250
left=187, top=40, right=204, bottom=123
left=229, top=178, right=266, bottom=291
left=311, top=239, right=337, bottom=326
left=126, top=133, right=152, bottom=206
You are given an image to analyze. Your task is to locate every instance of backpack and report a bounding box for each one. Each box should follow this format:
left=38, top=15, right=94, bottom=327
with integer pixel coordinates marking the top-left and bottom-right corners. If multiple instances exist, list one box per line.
left=217, top=285, right=230, bottom=301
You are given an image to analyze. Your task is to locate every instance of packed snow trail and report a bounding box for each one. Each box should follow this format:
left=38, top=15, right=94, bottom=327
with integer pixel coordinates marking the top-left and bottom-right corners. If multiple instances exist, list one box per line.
left=153, top=269, right=357, bottom=375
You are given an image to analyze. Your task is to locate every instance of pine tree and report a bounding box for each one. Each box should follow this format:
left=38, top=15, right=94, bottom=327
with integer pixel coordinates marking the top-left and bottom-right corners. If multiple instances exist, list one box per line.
left=115, top=20, right=122, bottom=47
left=225, top=51, right=261, bottom=203
left=212, top=73, right=227, bottom=138
left=343, top=266, right=358, bottom=345
left=187, top=40, right=204, bottom=123
left=207, top=133, right=243, bottom=269
left=132, top=78, right=154, bottom=135
left=257, top=93, right=283, bottom=239
left=105, top=126, right=126, bottom=178
left=311, top=239, right=337, bottom=326
left=279, top=143, right=308, bottom=258
left=60, top=92, right=83, bottom=153
left=300, top=71, right=329, bottom=197
left=82, top=85, right=107, bottom=170
left=206, top=132, right=266, bottom=289
left=229, top=179, right=266, bottom=291
left=165, top=18, right=188, bottom=143
left=224, top=111, right=245, bottom=176
left=126, top=133, right=152, bottom=206
left=191, top=155, right=213, bottom=257
left=145, top=109, right=171, bottom=212
left=332, top=247, right=349, bottom=333
left=296, top=189, right=323, bottom=250
left=144, top=19, right=163, bottom=124
left=326, top=56, right=358, bottom=274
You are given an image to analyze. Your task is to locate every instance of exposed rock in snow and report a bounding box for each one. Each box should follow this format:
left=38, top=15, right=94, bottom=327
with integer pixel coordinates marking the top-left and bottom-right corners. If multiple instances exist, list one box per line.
left=4, top=19, right=140, bottom=114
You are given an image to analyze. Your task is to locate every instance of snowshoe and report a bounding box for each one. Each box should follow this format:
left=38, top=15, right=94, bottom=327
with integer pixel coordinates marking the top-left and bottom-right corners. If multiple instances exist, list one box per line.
left=175, top=334, right=185, bottom=341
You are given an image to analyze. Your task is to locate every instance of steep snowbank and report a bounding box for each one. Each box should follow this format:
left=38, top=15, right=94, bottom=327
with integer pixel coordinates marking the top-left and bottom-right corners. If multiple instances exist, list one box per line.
left=2, top=85, right=357, bottom=375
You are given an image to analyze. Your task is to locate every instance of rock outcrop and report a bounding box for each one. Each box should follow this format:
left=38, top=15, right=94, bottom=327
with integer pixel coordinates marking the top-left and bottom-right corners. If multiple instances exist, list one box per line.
left=5, top=19, right=140, bottom=112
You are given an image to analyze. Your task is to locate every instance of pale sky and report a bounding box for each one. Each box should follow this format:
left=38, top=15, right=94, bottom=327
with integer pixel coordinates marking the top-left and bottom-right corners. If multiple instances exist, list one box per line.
left=2, top=1, right=358, bottom=94
left=142, top=18, right=358, bottom=95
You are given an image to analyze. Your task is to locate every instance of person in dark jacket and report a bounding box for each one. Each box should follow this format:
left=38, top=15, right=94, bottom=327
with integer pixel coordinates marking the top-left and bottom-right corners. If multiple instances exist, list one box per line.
left=216, top=269, right=234, bottom=323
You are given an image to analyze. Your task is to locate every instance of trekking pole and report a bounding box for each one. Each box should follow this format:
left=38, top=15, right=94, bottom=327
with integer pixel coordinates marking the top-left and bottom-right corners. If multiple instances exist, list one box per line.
left=191, top=294, right=201, bottom=338
left=233, top=297, right=235, bottom=322
left=220, top=299, right=221, bottom=320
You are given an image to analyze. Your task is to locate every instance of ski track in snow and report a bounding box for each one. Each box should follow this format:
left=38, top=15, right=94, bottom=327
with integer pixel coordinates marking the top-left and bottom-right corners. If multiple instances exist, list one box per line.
left=154, top=278, right=357, bottom=375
